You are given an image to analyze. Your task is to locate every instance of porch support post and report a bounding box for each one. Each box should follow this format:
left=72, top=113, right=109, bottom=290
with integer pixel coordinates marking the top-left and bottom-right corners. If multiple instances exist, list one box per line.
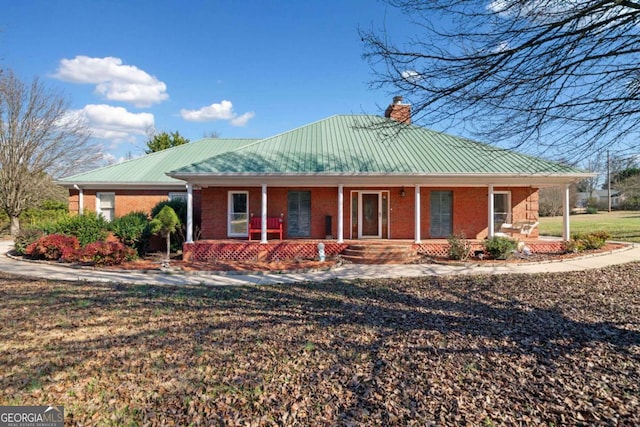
left=186, top=183, right=194, bottom=243
left=414, top=185, right=421, bottom=244
left=488, top=184, right=495, bottom=237
left=562, top=184, right=571, bottom=240
left=337, top=184, right=344, bottom=243
left=261, top=184, right=268, bottom=244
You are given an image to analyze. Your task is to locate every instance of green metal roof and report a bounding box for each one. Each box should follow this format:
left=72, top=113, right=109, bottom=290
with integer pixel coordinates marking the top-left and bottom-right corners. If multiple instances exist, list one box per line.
left=59, top=138, right=258, bottom=185
left=170, top=115, right=583, bottom=176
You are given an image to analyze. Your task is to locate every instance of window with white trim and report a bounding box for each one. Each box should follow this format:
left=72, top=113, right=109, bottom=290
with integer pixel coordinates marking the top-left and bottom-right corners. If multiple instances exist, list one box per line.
left=96, top=192, right=115, bottom=221
left=168, top=192, right=187, bottom=202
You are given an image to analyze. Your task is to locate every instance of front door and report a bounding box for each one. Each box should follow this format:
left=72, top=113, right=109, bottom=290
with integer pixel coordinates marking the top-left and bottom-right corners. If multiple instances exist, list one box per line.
left=493, top=192, right=511, bottom=231
left=360, top=192, right=381, bottom=238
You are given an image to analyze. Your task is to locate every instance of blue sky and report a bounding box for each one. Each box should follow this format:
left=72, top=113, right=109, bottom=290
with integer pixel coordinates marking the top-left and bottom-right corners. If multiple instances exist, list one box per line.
left=1, top=0, right=412, bottom=163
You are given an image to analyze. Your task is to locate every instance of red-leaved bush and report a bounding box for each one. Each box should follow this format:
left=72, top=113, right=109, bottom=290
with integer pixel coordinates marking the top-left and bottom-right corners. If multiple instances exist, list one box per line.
left=76, top=241, right=136, bottom=266
left=25, top=235, right=136, bottom=266
left=25, top=234, right=80, bottom=261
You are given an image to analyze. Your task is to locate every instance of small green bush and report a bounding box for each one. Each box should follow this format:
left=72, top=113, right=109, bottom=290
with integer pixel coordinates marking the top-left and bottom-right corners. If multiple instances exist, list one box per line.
left=53, top=212, right=110, bottom=246
left=448, top=233, right=472, bottom=261
left=14, top=228, right=46, bottom=255
left=150, top=205, right=180, bottom=260
left=572, top=231, right=610, bottom=250
left=21, top=200, right=69, bottom=228
left=147, top=199, right=187, bottom=252
left=586, top=206, right=598, bottom=214
left=111, top=211, right=149, bottom=254
left=151, top=199, right=186, bottom=224
left=483, top=236, right=518, bottom=259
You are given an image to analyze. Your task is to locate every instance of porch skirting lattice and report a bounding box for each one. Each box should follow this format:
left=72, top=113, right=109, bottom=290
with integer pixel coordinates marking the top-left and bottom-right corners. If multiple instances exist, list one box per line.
left=183, top=240, right=349, bottom=262
left=183, top=240, right=565, bottom=263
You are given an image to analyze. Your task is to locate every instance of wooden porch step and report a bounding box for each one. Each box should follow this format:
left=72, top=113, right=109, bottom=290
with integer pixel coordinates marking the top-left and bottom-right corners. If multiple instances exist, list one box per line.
left=342, top=244, right=418, bottom=264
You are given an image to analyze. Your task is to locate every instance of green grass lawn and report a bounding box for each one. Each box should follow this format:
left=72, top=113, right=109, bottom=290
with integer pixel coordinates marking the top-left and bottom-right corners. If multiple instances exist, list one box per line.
left=539, top=210, right=640, bottom=242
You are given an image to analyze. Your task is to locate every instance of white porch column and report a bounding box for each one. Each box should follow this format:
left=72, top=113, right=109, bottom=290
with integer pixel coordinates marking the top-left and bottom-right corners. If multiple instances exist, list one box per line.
left=414, top=185, right=421, bottom=243
left=337, top=184, right=344, bottom=243
left=562, top=184, right=571, bottom=240
left=488, top=184, right=495, bottom=237
left=261, top=184, right=268, bottom=244
left=186, top=183, right=194, bottom=243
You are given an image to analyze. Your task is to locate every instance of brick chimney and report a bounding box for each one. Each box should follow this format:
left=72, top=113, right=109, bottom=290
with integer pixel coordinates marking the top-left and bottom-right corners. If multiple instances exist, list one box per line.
left=384, top=96, right=411, bottom=124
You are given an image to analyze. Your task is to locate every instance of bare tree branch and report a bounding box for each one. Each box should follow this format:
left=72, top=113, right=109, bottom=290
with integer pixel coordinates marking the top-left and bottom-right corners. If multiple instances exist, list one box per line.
left=0, top=69, right=100, bottom=234
left=362, top=0, right=640, bottom=163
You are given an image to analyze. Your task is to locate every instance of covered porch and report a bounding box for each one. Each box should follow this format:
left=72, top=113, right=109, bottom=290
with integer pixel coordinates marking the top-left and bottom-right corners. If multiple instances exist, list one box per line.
left=181, top=179, right=575, bottom=247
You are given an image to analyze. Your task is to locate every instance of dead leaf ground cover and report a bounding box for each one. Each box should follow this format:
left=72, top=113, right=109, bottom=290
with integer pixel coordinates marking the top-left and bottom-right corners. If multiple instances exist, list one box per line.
left=0, top=265, right=639, bottom=426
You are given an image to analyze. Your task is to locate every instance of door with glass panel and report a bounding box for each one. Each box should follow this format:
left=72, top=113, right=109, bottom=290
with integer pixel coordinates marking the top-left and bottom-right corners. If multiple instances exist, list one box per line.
left=360, top=192, right=381, bottom=238
left=493, top=192, right=511, bottom=231
left=228, top=191, right=248, bottom=237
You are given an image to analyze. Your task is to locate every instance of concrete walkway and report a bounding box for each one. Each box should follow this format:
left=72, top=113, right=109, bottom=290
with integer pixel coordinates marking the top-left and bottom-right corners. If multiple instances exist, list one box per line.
left=0, top=240, right=638, bottom=286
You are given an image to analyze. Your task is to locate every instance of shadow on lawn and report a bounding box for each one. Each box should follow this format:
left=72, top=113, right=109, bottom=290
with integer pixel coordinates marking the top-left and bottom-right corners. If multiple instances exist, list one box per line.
left=1, top=268, right=639, bottom=418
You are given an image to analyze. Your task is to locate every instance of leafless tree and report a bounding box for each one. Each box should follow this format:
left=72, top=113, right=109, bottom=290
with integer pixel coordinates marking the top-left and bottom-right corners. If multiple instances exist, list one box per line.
left=0, top=70, right=99, bottom=235
left=361, top=0, right=640, bottom=162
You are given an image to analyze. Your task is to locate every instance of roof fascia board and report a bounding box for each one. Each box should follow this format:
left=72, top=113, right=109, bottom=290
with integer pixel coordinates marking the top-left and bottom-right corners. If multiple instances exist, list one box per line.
left=169, top=173, right=593, bottom=187
left=56, top=182, right=187, bottom=191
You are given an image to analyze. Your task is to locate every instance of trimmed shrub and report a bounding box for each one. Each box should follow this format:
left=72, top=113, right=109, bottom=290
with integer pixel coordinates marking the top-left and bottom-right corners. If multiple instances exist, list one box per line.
left=53, top=212, right=110, bottom=246
left=151, top=199, right=187, bottom=224
left=145, top=199, right=187, bottom=252
left=25, top=234, right=80, bottom=261
left=14, top=228, right=46, bottom=255
left=76, top=241, right=136, bottom=266
left=483, top=236, right=518, bottom=259
left=448, top=233, right=472, bottom=261
left=573, top=231, right=610, bottom=250
left=111, top=211, right=149, bottom=254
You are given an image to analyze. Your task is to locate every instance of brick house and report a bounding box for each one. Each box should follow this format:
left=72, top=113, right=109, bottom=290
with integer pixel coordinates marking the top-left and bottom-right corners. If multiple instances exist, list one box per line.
left=59, top=98, right=592, bottom=257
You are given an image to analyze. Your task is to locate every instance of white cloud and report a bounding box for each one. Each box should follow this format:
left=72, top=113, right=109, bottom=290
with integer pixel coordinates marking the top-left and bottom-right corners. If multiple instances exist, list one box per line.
left=54, top=56, right=168, bottom=107
left=180, top=100, right=255, bottom=126
left=230, top=111, right=256, bottom=126
left=68, top=104, right=154, bottom=142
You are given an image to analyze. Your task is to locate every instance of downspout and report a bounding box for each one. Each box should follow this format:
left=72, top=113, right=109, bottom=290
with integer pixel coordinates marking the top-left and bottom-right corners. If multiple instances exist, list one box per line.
left=73, top=185, right=84, bottom=214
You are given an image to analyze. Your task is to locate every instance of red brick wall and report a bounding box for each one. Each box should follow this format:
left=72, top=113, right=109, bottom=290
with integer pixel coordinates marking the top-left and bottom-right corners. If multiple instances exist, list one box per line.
left=201, top=187, right=341, bottom=239
left=113, top=185, right=540, bottom=240
left=67, top=189, right=202, bottom=219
